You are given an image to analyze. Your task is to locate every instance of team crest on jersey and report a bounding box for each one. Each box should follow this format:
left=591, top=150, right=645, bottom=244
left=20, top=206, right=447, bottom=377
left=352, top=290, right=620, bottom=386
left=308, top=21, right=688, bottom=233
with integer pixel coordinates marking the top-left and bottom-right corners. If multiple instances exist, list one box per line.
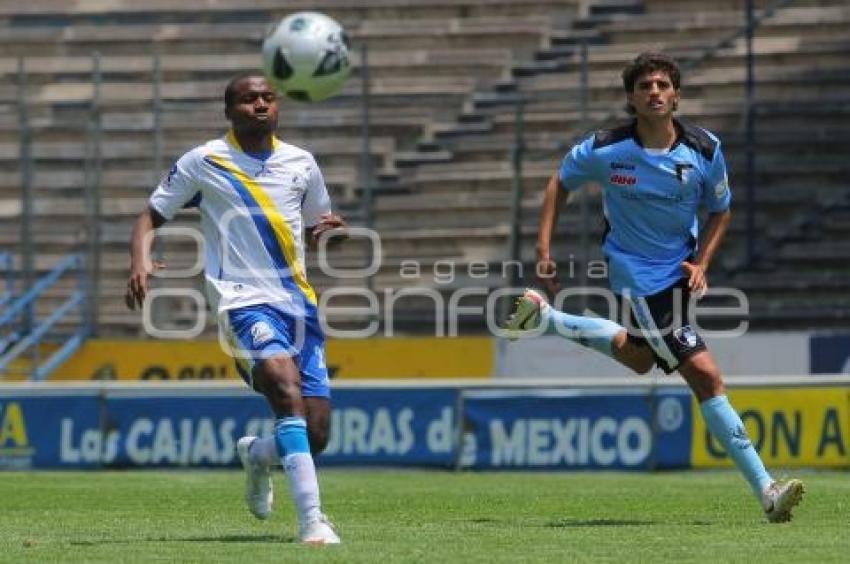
left=250, top=321, right=275, bottom=346
left=674, top=163, right=694, bottom=184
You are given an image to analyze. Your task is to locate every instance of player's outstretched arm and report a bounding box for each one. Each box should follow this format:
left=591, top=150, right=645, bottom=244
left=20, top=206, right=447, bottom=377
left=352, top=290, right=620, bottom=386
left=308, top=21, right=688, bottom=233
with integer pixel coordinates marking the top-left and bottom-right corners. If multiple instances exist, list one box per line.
left=535, top=173, right=568, bottom=297
left=682, top=209, right=731, bottom=298
left=125, top=207, right=167, bottom=310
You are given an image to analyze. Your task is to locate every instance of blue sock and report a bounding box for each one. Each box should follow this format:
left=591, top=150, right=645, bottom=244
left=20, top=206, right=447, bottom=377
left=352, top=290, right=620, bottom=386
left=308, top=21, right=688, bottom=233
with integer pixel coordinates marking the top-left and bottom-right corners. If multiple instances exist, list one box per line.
left=701, top=395, right=772, bottom=497
left=542, top=306, right=623, bottom=357
left=274, top=416, right=311, bottom=457
left=274, top=416, right=321, bottom=525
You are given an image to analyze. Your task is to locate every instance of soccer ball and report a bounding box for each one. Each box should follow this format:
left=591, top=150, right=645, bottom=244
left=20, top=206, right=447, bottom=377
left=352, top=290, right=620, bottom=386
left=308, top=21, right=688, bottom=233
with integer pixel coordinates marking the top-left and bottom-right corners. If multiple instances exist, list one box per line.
left=262, top=11, right=352, bottom=103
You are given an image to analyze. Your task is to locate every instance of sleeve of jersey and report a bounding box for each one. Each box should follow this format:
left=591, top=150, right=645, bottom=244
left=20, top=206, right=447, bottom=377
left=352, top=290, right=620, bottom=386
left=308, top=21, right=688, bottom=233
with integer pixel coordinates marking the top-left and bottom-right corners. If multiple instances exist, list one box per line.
left=302, top=156, right=332, bottom=227
left=701, top=144, right=732, bottom=212
left=148, top=151, right=201, bottom=221
left=558, top=136, right=597, bottom=192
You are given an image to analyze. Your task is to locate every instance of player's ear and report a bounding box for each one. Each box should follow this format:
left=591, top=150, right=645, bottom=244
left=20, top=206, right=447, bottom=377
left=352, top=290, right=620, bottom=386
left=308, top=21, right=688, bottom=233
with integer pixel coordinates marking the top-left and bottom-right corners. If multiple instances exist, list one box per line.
left=672, top=90, right=680, bottom=112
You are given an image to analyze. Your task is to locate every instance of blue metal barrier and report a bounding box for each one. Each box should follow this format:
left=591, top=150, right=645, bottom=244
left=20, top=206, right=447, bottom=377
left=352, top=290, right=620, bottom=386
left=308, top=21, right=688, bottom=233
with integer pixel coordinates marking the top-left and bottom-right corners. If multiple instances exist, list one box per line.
left=0, top=252, right=12, bottom=309
left=0, top=253, right=89, bottom=381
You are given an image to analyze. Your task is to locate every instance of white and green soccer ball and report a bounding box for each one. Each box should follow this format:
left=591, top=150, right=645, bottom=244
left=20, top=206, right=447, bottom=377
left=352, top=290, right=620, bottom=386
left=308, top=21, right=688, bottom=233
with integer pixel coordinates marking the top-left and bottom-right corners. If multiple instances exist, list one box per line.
left=262, top=11, right=352, bottom=103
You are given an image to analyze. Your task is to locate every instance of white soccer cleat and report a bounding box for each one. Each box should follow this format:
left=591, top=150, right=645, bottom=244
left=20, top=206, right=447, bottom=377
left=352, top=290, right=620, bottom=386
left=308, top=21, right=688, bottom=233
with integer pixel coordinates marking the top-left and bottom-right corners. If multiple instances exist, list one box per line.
left=762, top=479, right=804, bottom=523
left=236, top=436, right=274, bottom=520
left=299, top=513, right=341, bottom=545
left=504, top=288, right=548, bottom=339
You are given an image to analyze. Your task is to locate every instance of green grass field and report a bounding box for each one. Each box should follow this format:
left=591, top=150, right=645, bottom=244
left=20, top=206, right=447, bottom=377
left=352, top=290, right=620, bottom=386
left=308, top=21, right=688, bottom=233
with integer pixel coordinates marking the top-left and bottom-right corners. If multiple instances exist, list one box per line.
left=0, top=469, right=847, bottom=563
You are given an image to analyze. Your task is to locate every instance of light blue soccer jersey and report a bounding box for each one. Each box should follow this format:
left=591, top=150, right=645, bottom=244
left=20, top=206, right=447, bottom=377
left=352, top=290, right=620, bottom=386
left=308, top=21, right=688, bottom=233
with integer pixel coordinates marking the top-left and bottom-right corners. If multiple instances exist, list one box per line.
left=559, top=119, right=731, bottom=297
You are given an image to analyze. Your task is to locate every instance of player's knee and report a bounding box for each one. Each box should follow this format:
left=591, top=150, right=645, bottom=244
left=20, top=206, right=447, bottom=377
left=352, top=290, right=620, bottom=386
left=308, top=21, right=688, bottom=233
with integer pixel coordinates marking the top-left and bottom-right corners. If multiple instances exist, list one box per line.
left=705, top=368, right=725, bottom=396
left=691, top=366, right=725, bottom=401
left=258, top=359, right=301, bottom=400
left=266, top=376, right=299, bottom=402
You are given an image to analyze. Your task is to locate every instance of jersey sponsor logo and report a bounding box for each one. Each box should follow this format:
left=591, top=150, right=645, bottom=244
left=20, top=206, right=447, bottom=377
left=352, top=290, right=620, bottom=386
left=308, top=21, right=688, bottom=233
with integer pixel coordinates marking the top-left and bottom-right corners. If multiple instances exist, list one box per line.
left=609, top=161, right=636, bottom=171
left=674, top=163, right=694, bottom=184
left=609, top=174, right=637, bottom=186
left=250, top=321, right=275, bottom=346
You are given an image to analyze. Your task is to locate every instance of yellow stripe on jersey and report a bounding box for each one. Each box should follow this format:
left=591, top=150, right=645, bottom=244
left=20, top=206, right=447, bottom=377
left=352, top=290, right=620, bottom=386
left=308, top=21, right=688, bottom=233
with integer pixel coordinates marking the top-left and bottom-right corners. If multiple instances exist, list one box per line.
left=207, top=153, right=317, bottom=305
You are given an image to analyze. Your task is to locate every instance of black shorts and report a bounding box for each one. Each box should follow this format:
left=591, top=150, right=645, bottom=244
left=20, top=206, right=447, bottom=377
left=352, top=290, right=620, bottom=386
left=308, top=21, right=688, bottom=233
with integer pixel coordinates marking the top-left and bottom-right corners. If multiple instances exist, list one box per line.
left=617, top=278, right=707, bottom=374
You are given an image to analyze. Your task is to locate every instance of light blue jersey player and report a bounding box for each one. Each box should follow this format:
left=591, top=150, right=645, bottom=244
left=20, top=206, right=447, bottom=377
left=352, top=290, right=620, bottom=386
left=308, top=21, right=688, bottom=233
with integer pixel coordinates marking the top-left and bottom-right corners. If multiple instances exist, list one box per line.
left=127, top=74, right=345, bottom=544
left=507, top=52, right=803, bottom=523
left=560, top=119, right=730, bottom=298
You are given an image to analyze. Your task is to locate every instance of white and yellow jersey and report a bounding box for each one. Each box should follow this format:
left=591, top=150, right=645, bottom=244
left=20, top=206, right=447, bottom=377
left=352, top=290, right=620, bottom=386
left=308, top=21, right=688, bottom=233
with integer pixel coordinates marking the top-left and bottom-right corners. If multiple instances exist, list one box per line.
left=149, top=130, right=331, bottom=315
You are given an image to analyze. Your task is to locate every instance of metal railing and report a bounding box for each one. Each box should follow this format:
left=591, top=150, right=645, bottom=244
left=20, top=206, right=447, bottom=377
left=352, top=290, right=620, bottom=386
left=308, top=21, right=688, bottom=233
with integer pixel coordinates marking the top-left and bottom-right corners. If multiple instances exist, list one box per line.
left=0, top=254, right=89, bottom=381
left=0, top=252, right=13, bottom=310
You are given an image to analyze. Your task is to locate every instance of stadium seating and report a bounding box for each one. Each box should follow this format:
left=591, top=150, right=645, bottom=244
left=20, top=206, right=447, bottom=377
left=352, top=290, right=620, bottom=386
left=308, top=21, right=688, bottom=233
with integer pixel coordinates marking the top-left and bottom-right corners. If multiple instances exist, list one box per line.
left=2, top=0, right=849, bottom=338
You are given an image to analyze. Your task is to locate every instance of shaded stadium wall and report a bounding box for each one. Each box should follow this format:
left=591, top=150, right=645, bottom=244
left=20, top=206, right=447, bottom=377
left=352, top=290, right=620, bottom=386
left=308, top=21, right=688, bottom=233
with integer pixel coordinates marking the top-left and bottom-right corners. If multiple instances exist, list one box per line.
left=498, top=332, right=820, bottom=378
left=41, top=332, right=850, bottom=381
left=48, top=337, right=495, bottom=380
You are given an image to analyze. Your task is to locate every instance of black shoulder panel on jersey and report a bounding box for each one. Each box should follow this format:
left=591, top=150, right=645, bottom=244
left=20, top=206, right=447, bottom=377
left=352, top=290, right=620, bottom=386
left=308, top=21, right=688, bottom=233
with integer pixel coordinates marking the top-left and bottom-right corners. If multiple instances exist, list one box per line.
left=677, top=120, right=717, bottom=162
left=592, top=121, right=636, bottom=150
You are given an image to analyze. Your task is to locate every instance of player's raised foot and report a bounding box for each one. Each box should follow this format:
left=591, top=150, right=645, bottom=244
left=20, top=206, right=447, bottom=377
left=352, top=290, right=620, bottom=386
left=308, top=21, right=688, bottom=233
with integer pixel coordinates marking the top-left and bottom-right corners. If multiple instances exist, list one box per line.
left=236, top=436, right=274, bottom=520
left=504, top=288, right=549, bottom=339
left=300, top=513, right=341, bottom=545
left=762, top=479, right=804, bottom=523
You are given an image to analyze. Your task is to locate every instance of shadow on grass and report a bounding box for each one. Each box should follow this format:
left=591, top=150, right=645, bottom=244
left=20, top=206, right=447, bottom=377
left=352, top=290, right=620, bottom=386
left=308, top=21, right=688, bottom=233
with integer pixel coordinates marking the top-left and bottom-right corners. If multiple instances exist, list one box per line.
left=70, top=534, right=293, bottom=545
left=546, top=518, right=656, bottom=528
left=546, top=518, right=715, bottom=527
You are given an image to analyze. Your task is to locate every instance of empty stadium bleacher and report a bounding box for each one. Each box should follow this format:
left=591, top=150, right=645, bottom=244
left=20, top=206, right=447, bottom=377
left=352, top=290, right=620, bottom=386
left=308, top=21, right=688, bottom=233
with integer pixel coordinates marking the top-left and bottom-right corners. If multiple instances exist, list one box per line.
left=2, top=0, right=849, bottom=336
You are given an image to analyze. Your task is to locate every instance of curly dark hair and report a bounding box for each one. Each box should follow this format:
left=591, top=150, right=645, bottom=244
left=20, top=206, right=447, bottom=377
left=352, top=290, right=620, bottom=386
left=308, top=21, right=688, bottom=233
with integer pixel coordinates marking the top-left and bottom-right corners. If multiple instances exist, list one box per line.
left=621, top=52, right=681, bottom=92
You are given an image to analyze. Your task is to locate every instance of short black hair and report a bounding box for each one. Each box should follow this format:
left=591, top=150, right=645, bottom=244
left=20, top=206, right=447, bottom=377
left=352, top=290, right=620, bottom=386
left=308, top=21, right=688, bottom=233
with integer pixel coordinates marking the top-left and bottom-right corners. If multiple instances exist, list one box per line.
left=621, top=52, right=681, bottom=93
left=224, top=71, right=265, bottom=109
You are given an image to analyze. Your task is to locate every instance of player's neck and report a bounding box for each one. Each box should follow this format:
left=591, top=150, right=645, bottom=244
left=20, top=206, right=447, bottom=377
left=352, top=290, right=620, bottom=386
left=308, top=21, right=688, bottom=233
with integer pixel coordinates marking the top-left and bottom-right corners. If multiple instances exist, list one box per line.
left=233, top=130, right=275, bottom=154
left=634, top=116, right=677, bottom=150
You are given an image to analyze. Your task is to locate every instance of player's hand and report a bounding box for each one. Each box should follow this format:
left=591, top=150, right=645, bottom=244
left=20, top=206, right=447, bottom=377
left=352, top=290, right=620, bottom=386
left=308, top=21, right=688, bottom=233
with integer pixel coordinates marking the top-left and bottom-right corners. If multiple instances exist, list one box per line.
left=125, top=260, right=166, bottom=310
left=681, top=261, right=707, bottom=299
left=310, top=212, right=348, bottom=248
left=535, top=256, right=561, bottom=299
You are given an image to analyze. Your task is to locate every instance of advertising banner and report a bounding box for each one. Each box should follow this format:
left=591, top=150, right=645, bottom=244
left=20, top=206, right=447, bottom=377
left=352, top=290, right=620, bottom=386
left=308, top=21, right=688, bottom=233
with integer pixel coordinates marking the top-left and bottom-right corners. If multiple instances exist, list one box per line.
left=461, top=389, right=692, bottom=470
left=691, top=388, right=850, bottom=468
left=0, top=392, right=101, bottom=469
left=810, top=334, right=850, bottom=374
left=321, top=388, right=457, bottom=465
left=0, top=386, right=458, bottom=469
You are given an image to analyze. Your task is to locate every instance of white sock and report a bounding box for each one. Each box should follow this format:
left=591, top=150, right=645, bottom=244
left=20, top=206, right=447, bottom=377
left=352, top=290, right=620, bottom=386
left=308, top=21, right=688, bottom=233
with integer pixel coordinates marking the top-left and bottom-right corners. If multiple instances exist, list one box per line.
left=284, top=452, right=322, bottom=525
left=248, top=437, right=279, bottom=466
